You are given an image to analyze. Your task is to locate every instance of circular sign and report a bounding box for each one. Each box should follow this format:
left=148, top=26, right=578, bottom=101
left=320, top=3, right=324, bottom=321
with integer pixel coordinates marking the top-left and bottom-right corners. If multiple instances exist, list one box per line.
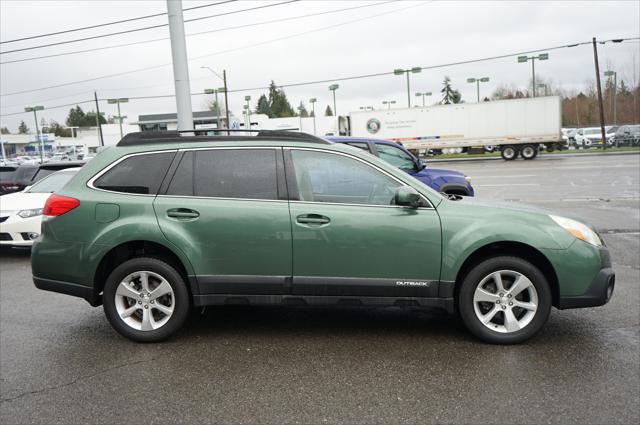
left=366, top=118, right=381, bottom=134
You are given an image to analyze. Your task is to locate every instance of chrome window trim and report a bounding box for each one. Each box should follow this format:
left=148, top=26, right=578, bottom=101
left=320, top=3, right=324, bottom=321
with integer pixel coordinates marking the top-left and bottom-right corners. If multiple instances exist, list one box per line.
left=286, top=146, right=434, bottom=209
left=156, top=194, right=287, bottom=204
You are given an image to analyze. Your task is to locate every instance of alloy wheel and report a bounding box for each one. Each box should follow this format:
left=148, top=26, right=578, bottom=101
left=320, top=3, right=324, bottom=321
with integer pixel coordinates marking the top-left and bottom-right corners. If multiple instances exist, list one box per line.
left=472, top=270, right=538, bottom=333
left=114, top=271, right=175, bottom=331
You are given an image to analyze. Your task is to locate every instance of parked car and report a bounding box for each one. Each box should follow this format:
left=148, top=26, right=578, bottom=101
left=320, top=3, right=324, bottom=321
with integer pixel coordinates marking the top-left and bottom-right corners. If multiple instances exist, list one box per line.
left=574, top=127, right=604, bottom=147
left=14, top=155, right=40, bottom=165
left=561, top=128, right=577, bottom=145
left=613, top=125, right=640, bottom=146
left=328, top=136, right=474, bottom=196
left=1, top=161, right=85, bottom=194
left=0, top=165, right=19, bottom=194
left=31, top=131, right=615, bottom=344
left=0, top=168, right=79, bottom=247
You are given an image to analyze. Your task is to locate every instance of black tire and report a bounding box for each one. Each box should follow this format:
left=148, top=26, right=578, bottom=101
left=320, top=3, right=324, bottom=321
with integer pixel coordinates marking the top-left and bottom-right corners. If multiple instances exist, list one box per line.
left=103, top=257, right=190, bottom=342
left=520, top=144, right=538, bottom=160
left=457, top=256, right=552, bottom=344
left=500, top=145, right=519, bottom=161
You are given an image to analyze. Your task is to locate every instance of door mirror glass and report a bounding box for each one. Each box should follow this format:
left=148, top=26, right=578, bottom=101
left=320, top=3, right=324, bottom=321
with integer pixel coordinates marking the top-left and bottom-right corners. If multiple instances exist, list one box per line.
left=417, top=159, right=427, bottom=170
left=394, top=186, right=421, bottom=207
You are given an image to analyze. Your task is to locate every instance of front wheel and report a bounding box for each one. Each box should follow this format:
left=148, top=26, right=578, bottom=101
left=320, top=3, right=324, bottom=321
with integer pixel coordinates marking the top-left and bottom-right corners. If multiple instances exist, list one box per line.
left=458, top=256, right=552, bottom=344
left=103, top=257, right=190, bottom=342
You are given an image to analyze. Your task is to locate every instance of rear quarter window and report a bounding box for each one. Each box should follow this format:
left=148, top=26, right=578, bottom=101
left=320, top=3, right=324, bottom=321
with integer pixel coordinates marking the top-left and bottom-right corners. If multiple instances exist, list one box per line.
left=93, top=152, right=175, bottom=194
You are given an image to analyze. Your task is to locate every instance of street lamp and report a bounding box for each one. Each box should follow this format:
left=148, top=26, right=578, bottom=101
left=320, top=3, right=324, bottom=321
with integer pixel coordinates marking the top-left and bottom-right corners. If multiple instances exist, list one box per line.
left=328, top=84, right=339, bottom=116
left=415, top=91, right=432, bottom=107
left=201, top=66, right=230, bottom=134
left=518, top=53, right=548, bottom=97
left=466, top=77, right=490, bottom=102
left=204, top=88, right=222, bottom=130
left=24, top=106, right=44, bottom=163
left=394, top=67, right=422, bottom=107
left=604, top=70, right=617, bottom=124
left=107, top=98, right=129, bottom=138
left=244, top=95, right=251, bottom=130
left=359, top=106, right=374, bottom=111
left=382, top=100, right=396, bottom=110
left=309, top=98, right=317, bottom=135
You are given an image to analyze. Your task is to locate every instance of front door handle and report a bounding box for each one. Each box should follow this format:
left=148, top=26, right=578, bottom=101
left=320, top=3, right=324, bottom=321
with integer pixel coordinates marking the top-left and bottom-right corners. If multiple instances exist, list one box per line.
left=296, top=214, right=330, bottom=226
left=167, top=208, right=200, bottom=220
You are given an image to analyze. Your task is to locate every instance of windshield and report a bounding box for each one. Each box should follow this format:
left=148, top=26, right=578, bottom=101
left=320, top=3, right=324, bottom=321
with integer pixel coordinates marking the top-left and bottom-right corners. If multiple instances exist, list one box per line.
left=27, top=170, right=77, bottom=193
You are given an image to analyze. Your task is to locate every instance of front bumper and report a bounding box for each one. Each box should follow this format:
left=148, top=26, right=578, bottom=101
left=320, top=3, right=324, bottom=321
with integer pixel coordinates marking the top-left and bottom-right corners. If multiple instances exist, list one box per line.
left=0, top=215, right=42, bottom=246
left=558, top=268, right=615, bottom=309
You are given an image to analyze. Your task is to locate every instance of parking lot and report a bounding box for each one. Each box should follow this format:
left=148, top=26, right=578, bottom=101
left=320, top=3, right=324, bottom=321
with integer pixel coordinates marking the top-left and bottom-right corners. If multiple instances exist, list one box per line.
left=1, top=152, right=638, bottom=424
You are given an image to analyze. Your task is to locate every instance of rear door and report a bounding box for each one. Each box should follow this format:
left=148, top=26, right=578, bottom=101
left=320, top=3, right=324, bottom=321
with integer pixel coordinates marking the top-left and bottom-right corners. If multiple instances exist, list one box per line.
left=286, top=148, right=442, bottom=298
left=154, top=147, right=292, bottom=295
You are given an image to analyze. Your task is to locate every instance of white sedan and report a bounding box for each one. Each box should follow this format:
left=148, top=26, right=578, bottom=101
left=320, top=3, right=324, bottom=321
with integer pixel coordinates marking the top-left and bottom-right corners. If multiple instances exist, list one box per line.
left=0, top=168, right=79, bottom=247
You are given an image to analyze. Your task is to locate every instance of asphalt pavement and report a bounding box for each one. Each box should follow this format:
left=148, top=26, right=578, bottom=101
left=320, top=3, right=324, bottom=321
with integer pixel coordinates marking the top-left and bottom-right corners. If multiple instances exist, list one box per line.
left=1, top=153, right=639, bottom=424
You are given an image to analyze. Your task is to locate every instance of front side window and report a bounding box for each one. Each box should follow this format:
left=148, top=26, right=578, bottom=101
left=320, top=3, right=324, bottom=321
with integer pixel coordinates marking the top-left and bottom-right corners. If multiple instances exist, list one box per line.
left=166, top=149, right=278, bottom=200
left=93, top=152, right=174, bottom=194
left=375, top=143, right=416, bottom=172
left=290, top=150, right=401, bottom=206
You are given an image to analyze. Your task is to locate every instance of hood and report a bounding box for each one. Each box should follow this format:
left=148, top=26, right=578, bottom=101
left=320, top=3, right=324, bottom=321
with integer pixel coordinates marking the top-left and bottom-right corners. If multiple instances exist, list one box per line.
left=424, top=167, right=466, bottom=178
left=0, top=191, right=51, bottom=213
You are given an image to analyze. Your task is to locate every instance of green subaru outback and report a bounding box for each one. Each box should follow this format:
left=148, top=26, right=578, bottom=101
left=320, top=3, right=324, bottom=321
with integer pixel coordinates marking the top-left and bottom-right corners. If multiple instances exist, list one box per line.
left=31, top=131, right=615, bottom=344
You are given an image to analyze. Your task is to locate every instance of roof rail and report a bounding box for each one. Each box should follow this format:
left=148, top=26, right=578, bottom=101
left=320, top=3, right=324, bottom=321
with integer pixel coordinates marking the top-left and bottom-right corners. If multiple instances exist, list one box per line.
left=117, top=129, right=331, bottom=147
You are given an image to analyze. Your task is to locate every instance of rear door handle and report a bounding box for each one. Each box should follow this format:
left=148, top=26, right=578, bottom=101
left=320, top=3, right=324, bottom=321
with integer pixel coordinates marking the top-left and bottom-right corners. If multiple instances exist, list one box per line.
left=296, top=214, right=330, bottom=226
left=167, top=208, right=200, bottom=220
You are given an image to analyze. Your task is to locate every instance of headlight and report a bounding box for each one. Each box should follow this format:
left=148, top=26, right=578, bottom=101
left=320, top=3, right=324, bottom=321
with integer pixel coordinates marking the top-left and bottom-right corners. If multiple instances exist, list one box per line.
left=18, top=208, right=43, bottom=218
left=550, top=215, right=602, bottom=246
left=464, top=175, right=472, bottom=184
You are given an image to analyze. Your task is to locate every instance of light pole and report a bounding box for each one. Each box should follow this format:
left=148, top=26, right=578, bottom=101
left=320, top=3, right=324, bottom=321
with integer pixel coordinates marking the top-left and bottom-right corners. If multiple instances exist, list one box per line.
left=359, top=106, right=374, bottom=111
left=394, top=67, right=422, bottom=107
left=204, top=88, right=222, bottom=130
left=382, top=100, right=396, bottom=110
left=466, top=77, right=490, bottom=102
left=415, top=91, right=432, bottom=107
left=309, top=98, right=317, bottom=135
left=24, top=106, right=44, bottom=162
left=107, top=98, right=129, bottom=138
left=604, top=70, right=617, bottom=124
left=244, top=96, right=251, bottom=130
left=328, top=84, right=339, bottom=116
left=201, top=66, right=230, bottom=134
left=518, top=53, right=548, bottom=97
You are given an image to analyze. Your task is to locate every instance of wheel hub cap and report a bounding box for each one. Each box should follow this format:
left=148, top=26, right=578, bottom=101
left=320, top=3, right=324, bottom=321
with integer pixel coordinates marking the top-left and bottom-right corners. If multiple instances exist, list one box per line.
left=114, top=271, right=175, bottom=332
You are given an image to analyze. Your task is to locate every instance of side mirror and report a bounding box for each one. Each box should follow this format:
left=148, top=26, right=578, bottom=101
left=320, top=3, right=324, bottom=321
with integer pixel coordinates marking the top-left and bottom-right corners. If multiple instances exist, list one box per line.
left=394, top=186, right=422, bottom=207
left=417, top=158, right=427, bottom=170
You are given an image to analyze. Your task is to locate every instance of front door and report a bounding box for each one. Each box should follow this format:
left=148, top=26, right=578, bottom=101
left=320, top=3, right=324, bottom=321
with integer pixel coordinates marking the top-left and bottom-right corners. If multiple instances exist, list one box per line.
left=154, top=147, right=292, bottom=295
left=286, top=148, right=441, bottom=298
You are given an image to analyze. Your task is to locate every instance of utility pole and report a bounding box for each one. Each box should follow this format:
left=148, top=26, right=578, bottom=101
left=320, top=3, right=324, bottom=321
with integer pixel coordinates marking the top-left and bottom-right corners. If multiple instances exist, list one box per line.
left=94, top=92, right=104, bottom=146
left=223, top=70, right=230, bottom=135
left=167, top=0, right=193, bottom=132
left=309, top=98, right=317, bottom=135
left=592, top=37, right=607, bottom=150
left=24, top=105, right=44, bottom=162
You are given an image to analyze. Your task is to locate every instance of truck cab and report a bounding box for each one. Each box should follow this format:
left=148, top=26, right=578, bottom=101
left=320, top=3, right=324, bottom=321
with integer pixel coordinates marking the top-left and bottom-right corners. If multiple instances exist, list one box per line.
left=327, top=136, right=474, bottom=196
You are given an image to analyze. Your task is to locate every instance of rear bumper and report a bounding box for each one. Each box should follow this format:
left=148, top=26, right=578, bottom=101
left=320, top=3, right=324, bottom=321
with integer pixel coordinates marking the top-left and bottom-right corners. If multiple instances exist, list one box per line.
left=33, top=276, right=101, bottom=306
left=557, top=268, right=615, bottom=309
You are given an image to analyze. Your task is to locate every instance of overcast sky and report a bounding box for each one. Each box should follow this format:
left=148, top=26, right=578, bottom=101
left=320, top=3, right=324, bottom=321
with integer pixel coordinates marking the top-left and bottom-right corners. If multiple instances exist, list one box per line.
left=1, top=0, right=639, bottom=131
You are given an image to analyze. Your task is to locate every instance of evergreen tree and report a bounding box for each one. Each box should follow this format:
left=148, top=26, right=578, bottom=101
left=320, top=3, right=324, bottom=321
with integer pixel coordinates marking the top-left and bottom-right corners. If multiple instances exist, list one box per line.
left=325, top=105, right=334, bottom=116
left=66, top=106, right=86, bottom=127
left=440, top=76, right=463, bottom=104
left=298, top=101, right=309, bottom=117
left=255, top=94, right=271, bottom=116
left=0, top=126, right=9, bottom=134
left=264, top=80, right=296, bottom=117
left=18, top=120, right=29, bottom=134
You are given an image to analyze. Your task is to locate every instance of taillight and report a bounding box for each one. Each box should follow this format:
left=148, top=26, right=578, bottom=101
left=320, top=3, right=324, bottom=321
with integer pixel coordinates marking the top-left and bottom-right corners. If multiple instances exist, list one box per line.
left=43, top=194, right=80, bottom=217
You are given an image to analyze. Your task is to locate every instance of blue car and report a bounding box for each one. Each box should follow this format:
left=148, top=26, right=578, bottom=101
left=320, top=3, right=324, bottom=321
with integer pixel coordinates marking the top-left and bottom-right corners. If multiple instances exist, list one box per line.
left=327, top=137, right=474, bottom=196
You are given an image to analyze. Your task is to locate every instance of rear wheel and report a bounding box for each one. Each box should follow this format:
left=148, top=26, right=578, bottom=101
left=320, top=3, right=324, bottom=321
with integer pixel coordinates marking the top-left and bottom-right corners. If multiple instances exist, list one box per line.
left=500, top=145, right=519, bottom=160
left=458, top=256, right=552, bottom=344
left=103, top=257, right=190, bottom=342
left=520, top=144, right=538, bottom=160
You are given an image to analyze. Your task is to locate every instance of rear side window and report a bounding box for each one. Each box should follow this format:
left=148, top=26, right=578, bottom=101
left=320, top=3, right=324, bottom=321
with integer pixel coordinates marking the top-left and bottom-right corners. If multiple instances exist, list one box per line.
left=166, top=149, right=278, bottom=200
left=94, top=152, right=174, bottom=194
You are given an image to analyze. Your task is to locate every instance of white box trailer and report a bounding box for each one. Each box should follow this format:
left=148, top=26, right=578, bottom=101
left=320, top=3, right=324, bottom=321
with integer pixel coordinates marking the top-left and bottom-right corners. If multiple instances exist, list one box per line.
left=347, top=96, right=563, bottom=160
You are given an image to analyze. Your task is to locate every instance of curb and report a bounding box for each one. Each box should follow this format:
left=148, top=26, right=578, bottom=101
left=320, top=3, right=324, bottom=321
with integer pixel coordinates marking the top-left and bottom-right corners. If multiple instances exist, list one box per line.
left=427, top=150, right=640, bottom=163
